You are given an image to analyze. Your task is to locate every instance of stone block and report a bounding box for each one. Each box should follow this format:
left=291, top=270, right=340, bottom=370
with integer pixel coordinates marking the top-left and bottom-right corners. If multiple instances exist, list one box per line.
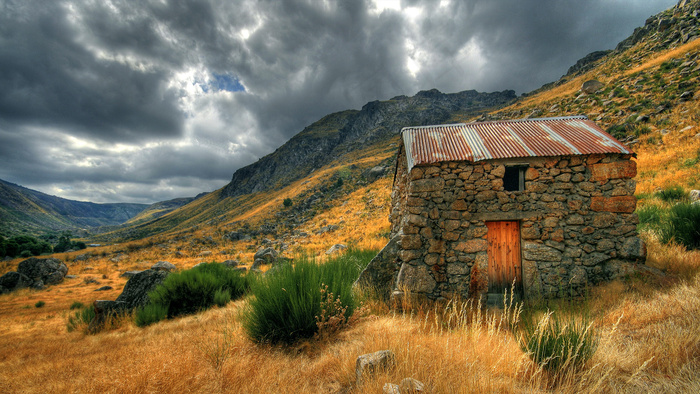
left=590, top=161, right=637, bottom=182
left=455, top=239, right=488, bottom=253
left=410, top=177, right=445, bottom=193
left=523, top=242, right=562, bottom=262
left=525, top=167, right=539, bottom=180
left=451, top=199, right=468, bottom=211
left=400, top=235, right=422, bottom=250
left=590, top=196, right=636, bottom=213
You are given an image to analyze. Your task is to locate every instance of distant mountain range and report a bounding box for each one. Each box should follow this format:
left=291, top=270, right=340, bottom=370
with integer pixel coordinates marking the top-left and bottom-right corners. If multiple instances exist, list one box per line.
left=0, top=179, right=193, bottom=236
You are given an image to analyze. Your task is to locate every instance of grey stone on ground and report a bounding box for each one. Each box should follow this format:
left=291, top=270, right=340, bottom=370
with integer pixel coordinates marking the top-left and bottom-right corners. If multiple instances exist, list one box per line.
left=115, top=269, right=169, bottom=310
left=399, top=378, right=425, bottom=393
left=95, top=286, right=113, bottom=291
left=690, top=189, right=700, bottom=201
left=383, top=383, right=400, bottom=394
left=356, top=350, right=396, bottom=386
left=355, top=234, right=400, bottom=301
left=16, top=257, right=68, bottom=289
left=581, top=79, right=604, bottom=94
left=65, top=275, right=78, bottom=279
left=325, top=244, right=347, bottom=255
left=221, top=260, right=239, bottom=268
left=252, top=247, right=278, bottom=268
left=151, top=261, right=176, bottom=271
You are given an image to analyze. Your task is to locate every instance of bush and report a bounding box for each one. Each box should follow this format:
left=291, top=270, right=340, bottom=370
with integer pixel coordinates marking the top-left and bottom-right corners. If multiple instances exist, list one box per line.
left=240, top=249, right=373, bottom=345
left=138, top=263, right=248, bottom=326
left=35, top=301, right=45, bottom=308
left=520, top=313, right=598, bottom=372
left=70, top=301, right=85, bottom=310
left=283, top=198, right=292, bottom=208
left=135, top=303, right=168, bottom=327
left=660, top=203, right=700, bottom=250
left=66, top=306, right=96, bottom=332
left=656, top=185, right=686, bottom=202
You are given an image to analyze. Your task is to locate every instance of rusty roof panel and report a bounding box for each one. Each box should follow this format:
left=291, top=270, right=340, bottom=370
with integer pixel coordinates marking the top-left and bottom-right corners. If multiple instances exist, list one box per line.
left=401, top=116, right=633, bottom=171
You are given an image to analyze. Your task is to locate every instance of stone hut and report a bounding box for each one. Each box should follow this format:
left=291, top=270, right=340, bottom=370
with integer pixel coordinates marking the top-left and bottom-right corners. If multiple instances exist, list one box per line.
left=357, top=116, right=646, bottom=303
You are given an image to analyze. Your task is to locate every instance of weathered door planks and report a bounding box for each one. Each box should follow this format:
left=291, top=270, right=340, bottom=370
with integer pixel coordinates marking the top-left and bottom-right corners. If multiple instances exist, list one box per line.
left=486, top=221, right=522, bottom=295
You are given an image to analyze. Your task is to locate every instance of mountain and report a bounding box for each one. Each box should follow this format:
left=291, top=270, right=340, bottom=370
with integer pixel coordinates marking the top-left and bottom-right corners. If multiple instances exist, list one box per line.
left=222, top=89, right=517, bottom=198
left=0, top=179, right=148, bottom=235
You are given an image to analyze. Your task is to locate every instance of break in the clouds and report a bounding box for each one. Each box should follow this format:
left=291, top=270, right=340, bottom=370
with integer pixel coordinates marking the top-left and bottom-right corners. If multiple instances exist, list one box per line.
left=0, top=0, right=678, bottom=203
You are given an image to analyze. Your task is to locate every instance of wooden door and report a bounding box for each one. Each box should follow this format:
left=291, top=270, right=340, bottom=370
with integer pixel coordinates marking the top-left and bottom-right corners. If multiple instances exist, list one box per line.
left=486, top=221, right=522, bottom=295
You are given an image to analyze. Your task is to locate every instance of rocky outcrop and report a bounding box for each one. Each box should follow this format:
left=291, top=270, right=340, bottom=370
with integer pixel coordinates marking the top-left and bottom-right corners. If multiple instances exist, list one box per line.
left=616, top=0, right=700, bottom=51
left=115, top=269, right=169, bottom=310
left=221, top=89, right=516, bottom=199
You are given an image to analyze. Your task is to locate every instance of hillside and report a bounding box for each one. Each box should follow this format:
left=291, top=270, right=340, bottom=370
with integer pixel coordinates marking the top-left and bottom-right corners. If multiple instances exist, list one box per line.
left=0, top=179, right=148, bottom=236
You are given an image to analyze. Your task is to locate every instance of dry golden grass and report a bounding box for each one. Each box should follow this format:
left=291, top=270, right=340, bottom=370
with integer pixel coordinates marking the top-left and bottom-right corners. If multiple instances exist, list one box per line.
left=1, top=240, right=700, bottom=393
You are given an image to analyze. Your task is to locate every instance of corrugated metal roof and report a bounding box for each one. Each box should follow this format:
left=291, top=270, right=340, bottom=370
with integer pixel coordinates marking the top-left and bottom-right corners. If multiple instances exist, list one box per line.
left=401, top=116, right=633, bottom=172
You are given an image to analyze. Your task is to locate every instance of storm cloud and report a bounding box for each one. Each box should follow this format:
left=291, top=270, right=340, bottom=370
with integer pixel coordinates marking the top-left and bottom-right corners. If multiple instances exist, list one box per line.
left=0, top=0, right=677, bottom=203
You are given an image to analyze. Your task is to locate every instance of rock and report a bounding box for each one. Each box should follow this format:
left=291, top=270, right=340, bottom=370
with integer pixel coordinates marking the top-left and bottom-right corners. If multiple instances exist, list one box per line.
left=151, top=261, right=176, bottom=271
left=680, top=91, right=694, bottom=101
left=74, top=254, right=90, bottom=262
left=356, top=350, right=396, bottom=385
left=233, top=267, right=247, bottom=273
left=325, top=244, right=347, bottom=255
left=199, top=250, right=212, bottom=257
left=120, top=270, right=143, bottom=278
left=635, top=115, right=649, bottom=123
left=84, top=277, right=100, bottom=285
left=396, top=263, right=437, bottom=294
left=115, top=269, right=169, bottom=310
left=95, top=286, right=113, bottom=291
left=383, top=383, right=400, bottom=394
left=317, top=224, right=340, bottom=234
left=690, top=190, right=700, bottom=201
left=252, top=247, right=278, bottom=268
left=399, top=378, right=426, bottom=393
left=581, top=80, right=604, bottom=94
left=221, top=260, right=240, bottom=268
left=523, top=243, right=562, bottom=262
left=0, top=271, right=30, bottom=293
left=65, top=275, right=78, bottom=279
left=367, top=166, right=387, bottom=181
left=16, top=257, right=68, bottom=288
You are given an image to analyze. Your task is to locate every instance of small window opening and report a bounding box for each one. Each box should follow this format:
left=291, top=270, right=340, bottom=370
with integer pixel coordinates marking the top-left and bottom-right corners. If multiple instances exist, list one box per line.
left=503, top=166, right=526, bottom=192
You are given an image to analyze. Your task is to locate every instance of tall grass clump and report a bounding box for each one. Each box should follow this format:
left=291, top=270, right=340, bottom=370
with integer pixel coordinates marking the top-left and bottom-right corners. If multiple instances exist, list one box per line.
left=655, top=185, right=687, bottom=202
left=660, top=202, right=700, bottom=250
left=66, top=305, right=96, bottom=333
left=520, top=312, right=599, bottom=372
left=240, top=249, right=373, bottom=345
left=137, top=263, right=249, bottom=326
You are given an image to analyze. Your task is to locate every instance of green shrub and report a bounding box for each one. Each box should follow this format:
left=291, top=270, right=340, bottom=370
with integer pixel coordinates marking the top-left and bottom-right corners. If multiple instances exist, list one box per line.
left=213, top=288, right=232, bottom=307
left=520, top=313, right=598, bottom=372
left=240, top=249, right=373, bottom=345
left=135, top=303, right=168, bottom=327
left=660, top=203, right=700, bottom=250
left=637, top=204, right=666, bottom=229
left=283, top=198, right=293, bottom=208
left=35, top=301, right=45, bottom=308
left=66, top=306, right=96, bottom=332
left=656, top=185, right=686, bottom=202
left=70, top=301, right=85, bottom=310
left=141, top=263, right=248, bottom=322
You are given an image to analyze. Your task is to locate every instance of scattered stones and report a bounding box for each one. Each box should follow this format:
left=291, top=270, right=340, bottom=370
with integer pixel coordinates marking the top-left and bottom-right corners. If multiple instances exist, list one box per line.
left=356, top=350, right=396, bottom=386
left=84, top=277, right=100, bottom=285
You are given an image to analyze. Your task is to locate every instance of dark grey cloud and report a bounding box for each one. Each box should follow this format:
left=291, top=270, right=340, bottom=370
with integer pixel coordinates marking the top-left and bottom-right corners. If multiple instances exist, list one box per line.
left=0, top=0, right=678, bottom=203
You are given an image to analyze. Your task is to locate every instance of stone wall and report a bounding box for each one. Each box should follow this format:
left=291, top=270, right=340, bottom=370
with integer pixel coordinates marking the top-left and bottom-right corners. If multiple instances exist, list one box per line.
left=388, top=148, right=645, bottom=301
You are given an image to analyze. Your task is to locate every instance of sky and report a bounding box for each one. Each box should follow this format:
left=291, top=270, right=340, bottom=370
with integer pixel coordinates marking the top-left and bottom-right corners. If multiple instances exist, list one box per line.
left=0, top=0, right=678, bottom=204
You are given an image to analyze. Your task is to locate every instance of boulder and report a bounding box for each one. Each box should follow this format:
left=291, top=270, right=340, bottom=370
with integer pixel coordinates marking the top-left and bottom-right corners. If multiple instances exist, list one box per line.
left=120, top=270, right=143, bottom=278
left=366, top=166, right=387, bottom=181
left=0, top=271, right=30, bottom=294
left=115, top=269, right=169, bottom=310
left=16, top=257, right=68, bottom=289
left=151, top=261, right=176, bottom=271
left=221, top=260, right=240, bottom=268
left=325, top=244, right=347, bottom=255
left=581, top=80, right=604, bottom=94
left=252, top=247, right=278, bottom=268
left=356, top=350, right=396, bottom=386
left=690, top=190, right=700, bottom=201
